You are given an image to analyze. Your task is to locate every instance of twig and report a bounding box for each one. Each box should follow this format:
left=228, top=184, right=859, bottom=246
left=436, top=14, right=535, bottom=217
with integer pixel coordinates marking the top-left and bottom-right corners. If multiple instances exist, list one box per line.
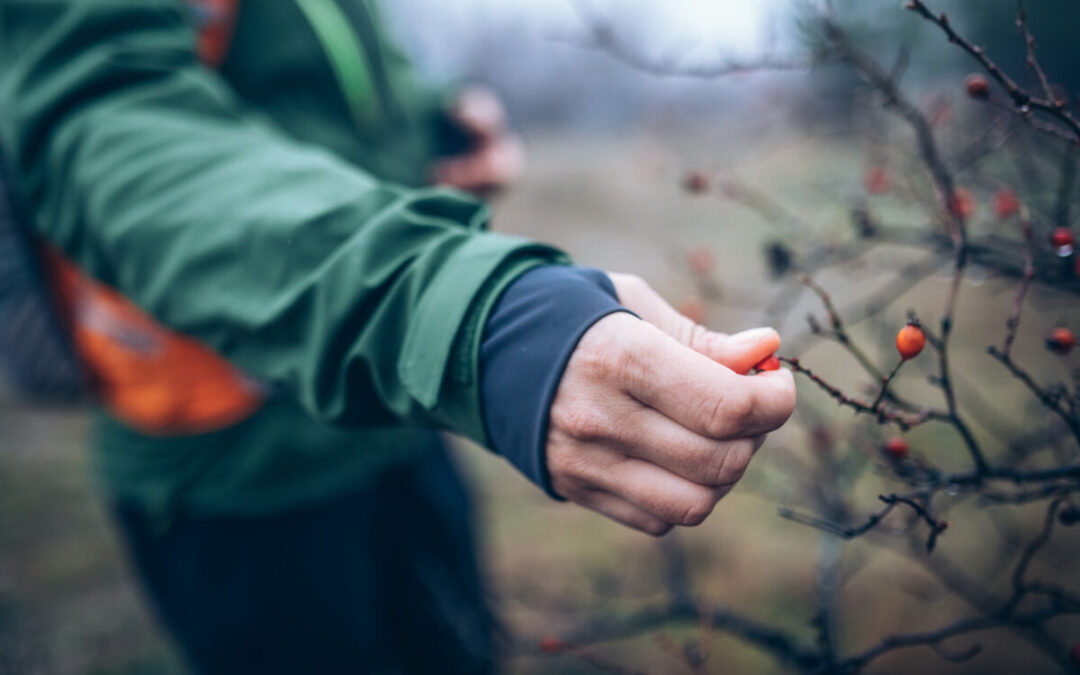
left=904, top=0, right=1080, bottom=144
left=999, top=209, right=1035, bottom=357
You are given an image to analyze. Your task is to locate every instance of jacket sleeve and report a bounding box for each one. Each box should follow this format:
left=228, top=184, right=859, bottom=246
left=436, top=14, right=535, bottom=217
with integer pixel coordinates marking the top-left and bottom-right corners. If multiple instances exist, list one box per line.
left=0, top=0, right=567, bottom=445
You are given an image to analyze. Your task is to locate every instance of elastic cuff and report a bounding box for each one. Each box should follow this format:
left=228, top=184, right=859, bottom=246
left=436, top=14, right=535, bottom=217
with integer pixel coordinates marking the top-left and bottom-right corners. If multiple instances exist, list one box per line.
left=480, top=265, right=632, bottom=499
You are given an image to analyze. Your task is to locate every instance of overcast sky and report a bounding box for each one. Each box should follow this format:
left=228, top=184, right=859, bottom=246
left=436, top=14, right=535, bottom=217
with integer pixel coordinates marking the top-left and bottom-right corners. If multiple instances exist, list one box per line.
left=387, top=0, right=791, bottom=77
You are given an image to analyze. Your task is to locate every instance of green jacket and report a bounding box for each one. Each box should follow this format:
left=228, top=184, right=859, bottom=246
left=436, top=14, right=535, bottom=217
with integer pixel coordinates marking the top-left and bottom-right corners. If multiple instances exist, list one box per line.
left=0, top=0, right=568, bottom=516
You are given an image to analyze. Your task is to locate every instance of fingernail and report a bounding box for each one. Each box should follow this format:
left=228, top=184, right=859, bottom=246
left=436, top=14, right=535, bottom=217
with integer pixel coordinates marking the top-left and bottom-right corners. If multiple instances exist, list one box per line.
left=730, top=327, right=776, bottom=345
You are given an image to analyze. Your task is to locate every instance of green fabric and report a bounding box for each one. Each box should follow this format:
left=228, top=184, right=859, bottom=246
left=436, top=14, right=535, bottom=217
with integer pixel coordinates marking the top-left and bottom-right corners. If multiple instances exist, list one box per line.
left=0, top=0, right=569, bottom=516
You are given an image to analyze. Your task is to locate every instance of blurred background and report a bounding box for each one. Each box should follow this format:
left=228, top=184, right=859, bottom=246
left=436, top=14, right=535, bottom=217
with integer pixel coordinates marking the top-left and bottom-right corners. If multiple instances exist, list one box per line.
left=3, top=0, right=1079, bottom=673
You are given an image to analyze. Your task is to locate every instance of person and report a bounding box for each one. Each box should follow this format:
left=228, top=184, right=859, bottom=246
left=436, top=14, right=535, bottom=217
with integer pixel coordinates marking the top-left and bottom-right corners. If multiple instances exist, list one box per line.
left=0, top=1, right=796, bottom=673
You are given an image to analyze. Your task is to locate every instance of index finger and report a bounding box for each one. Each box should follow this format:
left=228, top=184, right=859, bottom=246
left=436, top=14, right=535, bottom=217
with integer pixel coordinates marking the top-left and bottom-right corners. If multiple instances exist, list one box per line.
left=621, top=323, right=797, bottom=440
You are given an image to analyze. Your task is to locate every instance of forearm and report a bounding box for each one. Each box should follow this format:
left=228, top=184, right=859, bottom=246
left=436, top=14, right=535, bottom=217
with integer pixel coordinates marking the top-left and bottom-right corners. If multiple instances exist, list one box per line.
left=0, top=0, right=565, bottom=441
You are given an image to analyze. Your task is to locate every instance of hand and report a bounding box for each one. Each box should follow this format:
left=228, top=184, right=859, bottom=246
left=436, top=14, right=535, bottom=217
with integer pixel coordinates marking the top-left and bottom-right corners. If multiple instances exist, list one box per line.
left=546, top=274, right=796, bottom=536
left=432, top=86, right=523, bottom=195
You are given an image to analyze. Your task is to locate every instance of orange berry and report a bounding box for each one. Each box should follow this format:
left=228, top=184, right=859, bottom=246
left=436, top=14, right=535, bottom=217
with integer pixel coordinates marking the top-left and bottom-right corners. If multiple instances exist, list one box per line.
left=863, top=166, right=892, bottom=195
left=896, top=322, right=926, bottom=360
left=884, top=436, right=909, bottom=459
left=948, top=187, right=977, bottom=219
left=539, top=636, right=563, bottom=654
left=965, top=73, right=991, bottom=99
left=1047, top=327, right=1076, bottom=355
left=754, top=355, right=781, bottom=373
left=992, top=188, right=1020, bottom=219
left=683, top=171, right=709, bottom=194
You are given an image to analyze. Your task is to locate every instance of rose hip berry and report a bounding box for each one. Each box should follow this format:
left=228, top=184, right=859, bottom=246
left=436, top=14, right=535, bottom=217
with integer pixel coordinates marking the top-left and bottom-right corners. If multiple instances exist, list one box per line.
left=896, top=321, right=926, bottom=360
left=1051, top=227, right=1075, bottom=256
left=683, top=171, right=709, bottom=194
left=948, top=187, right=976, bottom=219
left=1046, top=327, right=1076, bottom=355
left=863, top=166, right=892, bottom=195
left=885, top=436, right=909, bottom=459
left=965, top=73, right=991, bottom=99
left=539, top=636, right=563, bottom=654
left=992, top=188, right=1019, bottom=219
left=754, top=355, right=781, bottom=373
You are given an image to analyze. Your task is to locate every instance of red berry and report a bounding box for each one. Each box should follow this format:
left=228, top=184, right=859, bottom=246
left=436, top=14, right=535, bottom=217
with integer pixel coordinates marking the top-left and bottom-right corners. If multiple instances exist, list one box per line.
left=965, top=73, right=991, bottom=99
left=1051, top=227, right=1075, bottom=248
left=884, top=436, right=909, bottom=459
left=896, top=322, right=927, bottom=360
left=992, top=188, right=1020, bottom=219
left=863, top=166, right=892, bottom=195
left=948, top=187, right=977, bottom=219
left=754, top=355, right=781, bottom=373
left=683, top=171, right=709, bottom=194
left=1047, top=327, right=1076, bottom=355
left=686, top=246, right=715, bottom=275
left=539, top=636, right=563, bottom=654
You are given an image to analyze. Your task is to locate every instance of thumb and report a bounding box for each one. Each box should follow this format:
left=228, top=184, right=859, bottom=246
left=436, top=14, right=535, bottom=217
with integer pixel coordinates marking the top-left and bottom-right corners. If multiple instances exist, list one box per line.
left=695, top=327, right=781, bottom=375
left=607, top=272, right=780, bottom=375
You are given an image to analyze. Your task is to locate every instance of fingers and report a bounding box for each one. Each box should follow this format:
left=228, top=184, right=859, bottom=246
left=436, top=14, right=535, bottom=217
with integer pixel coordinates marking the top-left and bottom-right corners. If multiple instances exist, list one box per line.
left=550, top=438, right=725, bottom=527
left=450, top=86, right=507, bottom=141
left=612, top=406, right=763, bottom=487
left=698, top=328, right=781, bottom=375
left=605, top=273, right=779, bottom=374
left=619, top=324, right=797, bottom=440
left=563, top=487, right=673, bottom=537
left=431, top=135, right=524, bottom=192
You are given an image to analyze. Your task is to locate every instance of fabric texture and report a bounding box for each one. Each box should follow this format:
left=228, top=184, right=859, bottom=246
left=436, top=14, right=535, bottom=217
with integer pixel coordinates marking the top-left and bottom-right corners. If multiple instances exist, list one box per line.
left=0, top=0, right=568, bottom=515
left=481, top=266, right=629, bottom=497
left=114, top=438, right=494, bottom=675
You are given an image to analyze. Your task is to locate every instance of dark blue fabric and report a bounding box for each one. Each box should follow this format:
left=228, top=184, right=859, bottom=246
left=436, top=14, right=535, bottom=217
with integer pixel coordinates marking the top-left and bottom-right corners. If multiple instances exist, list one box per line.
left=480, top=265, right=630, bottom=499
left=0, top=153, right=85, bottom=403
left=113, top=438, right=494, bottom=675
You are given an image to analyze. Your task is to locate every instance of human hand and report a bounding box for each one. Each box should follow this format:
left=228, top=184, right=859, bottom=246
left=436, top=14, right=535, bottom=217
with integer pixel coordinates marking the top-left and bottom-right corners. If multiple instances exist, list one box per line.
left=545, top=274, right=796, bottom=535
left=431, top=86, right=523, bottom=195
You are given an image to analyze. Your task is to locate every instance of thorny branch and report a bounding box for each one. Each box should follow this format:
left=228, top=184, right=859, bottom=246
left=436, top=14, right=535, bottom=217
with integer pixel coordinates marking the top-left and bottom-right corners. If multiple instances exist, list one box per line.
left=542, top=2, right=1080, bottom=673
left=904, top=0, right=1080, bottom=144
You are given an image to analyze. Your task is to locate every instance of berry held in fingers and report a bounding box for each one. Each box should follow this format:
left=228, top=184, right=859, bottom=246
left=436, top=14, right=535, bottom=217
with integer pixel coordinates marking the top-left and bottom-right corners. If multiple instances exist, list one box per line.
left=896, top=321, right=926, bottom=360
left=753, top=355, right=781, bottom=373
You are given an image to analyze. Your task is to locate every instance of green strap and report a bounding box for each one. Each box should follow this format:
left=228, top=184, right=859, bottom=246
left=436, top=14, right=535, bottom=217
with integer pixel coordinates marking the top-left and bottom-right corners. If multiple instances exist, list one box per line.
left=293, top=0, right=381, bottom=125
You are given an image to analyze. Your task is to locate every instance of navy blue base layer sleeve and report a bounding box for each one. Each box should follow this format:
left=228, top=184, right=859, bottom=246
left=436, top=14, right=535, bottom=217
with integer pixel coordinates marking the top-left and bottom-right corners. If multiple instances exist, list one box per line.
left=480, top=265, right=632, bottom=499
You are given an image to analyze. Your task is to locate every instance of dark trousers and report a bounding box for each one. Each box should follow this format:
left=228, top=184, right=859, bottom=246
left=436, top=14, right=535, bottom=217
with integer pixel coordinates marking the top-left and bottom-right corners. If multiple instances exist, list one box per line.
left=113, top=441, right=494, bottom=675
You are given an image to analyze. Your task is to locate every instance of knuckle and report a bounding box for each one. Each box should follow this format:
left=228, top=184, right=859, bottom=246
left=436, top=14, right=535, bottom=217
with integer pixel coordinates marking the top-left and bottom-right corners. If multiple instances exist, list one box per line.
left=575, top=325, right=633, bottom=384
left=674, top=492, right=716, bottom=527
left=704, top=390, right=752, bottom=437
left=643, top=521, right=674, bottom=538
left=709, top=441, right=754, bottom=486
left=545, top=433, right=596, bottom=483
left=551, top=399, right=608, bottom=442
left=728, top=393, right=756, bottom=427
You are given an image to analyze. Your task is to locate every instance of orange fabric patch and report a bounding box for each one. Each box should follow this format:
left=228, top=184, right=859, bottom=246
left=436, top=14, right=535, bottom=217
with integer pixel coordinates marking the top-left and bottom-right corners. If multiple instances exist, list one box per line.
left=42, top=246, right=265, bottom=436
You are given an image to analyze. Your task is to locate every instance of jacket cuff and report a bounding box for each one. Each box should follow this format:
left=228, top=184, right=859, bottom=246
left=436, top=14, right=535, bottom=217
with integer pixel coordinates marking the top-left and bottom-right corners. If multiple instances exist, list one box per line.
left=480, top=265, right=631, bottom=499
